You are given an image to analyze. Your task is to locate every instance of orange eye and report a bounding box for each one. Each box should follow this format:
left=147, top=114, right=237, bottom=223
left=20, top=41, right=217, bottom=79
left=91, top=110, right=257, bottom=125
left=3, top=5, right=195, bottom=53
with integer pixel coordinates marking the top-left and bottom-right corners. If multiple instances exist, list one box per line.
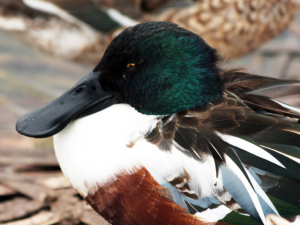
left=127, top=63, right=135, bottom=68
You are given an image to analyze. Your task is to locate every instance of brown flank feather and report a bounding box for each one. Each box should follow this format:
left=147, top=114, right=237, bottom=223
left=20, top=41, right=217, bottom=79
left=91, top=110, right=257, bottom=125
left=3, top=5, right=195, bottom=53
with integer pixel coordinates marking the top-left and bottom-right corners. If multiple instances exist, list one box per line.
left=85, top=167, right=230, bottom=225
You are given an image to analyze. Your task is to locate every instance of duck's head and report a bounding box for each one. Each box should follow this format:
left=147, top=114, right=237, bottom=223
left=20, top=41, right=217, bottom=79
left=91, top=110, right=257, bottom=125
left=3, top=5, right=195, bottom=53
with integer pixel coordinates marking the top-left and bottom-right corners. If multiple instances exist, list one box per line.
left=16, top=21, right=223, bottom=138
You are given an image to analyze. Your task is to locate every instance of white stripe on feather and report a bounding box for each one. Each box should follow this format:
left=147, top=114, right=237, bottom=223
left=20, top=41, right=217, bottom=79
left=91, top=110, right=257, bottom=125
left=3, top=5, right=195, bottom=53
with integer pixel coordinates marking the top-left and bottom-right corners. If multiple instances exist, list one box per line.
left=224, top=156, right=268, bottom=225
left=272, top=99, right=300, bottom=114
left=23, top=0, right=96, bottom=35
left=23, top=0, right=77, bottom=23
left=195, top=205, right=232, bottom=222
left=283, top=129, right=300, bottom=135
left=261, top=145, right=300, bottom=165
left=106, top=9, right=138, bottom=27
left=245, top=168, right=279, bottom=215
left=216, top=133, right=285, bottom=169
left=174, top=141, right=202, bottom=160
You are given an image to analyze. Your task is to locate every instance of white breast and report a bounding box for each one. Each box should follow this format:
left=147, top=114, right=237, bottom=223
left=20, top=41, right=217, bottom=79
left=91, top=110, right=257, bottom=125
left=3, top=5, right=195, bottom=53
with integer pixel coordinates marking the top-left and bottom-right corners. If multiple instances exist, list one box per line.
left=53, top=104, right=217, bottom=198
left=53, top=104, right=156, bottom=195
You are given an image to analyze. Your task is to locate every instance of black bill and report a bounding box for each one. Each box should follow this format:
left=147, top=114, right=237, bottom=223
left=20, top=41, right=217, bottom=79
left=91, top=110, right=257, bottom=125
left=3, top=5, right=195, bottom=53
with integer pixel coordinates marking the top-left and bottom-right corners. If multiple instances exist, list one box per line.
left=16, top=71, right=117, bottom=138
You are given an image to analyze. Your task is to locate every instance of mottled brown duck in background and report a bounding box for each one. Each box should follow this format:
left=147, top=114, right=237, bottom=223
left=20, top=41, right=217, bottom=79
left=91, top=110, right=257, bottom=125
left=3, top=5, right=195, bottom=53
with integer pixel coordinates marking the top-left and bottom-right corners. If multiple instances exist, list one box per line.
left=0, top=0, right=299, bottom=65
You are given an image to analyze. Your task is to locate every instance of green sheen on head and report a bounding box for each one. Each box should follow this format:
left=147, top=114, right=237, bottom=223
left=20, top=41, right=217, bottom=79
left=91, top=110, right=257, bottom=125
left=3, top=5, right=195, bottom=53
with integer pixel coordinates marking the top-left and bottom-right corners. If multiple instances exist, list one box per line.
left=95, top=21, right=223, bottom=115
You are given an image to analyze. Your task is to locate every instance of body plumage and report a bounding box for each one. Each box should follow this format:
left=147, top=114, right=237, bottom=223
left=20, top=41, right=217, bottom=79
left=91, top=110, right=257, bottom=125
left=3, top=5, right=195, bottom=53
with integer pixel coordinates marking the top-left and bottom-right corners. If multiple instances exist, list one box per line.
left=16, top=22, right=300, bottom=224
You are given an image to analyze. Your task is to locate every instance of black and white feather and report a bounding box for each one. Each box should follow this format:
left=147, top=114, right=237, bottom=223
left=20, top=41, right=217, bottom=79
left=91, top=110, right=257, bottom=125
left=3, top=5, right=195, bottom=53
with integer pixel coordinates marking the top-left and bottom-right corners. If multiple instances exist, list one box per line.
left=145, top=70, right=300, bottom=224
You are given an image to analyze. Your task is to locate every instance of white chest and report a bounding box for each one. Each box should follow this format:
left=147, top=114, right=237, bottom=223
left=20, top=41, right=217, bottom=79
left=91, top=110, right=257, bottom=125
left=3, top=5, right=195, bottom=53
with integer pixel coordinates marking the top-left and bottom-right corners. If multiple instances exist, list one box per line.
left=53, top=104, right=217, bottom=198
left=53, top=104, right=159, bottom=195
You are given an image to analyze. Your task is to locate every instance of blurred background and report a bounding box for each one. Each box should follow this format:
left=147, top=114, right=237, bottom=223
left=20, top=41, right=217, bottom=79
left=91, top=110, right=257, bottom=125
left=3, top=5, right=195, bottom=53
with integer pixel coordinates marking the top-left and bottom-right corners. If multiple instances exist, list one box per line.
left=0, top=1, right=300, bottom=224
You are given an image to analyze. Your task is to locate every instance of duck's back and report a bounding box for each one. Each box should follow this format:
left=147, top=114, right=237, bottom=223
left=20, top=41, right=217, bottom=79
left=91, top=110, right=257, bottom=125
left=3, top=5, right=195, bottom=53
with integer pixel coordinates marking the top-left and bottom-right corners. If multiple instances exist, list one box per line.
left=143, top=70, right=300, bottom=224
left=213, top=71, right=300, bottom=223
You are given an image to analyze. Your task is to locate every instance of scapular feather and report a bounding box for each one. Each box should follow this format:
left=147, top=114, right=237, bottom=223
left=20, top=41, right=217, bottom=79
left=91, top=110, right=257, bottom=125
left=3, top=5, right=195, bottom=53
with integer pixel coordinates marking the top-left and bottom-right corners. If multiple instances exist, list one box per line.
left=145, top=69, right=300, bottom=223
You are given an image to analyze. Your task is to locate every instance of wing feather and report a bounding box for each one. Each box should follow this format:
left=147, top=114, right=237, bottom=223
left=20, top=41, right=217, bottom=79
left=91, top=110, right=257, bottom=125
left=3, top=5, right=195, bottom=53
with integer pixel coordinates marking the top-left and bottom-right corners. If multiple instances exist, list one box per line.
left=220, top=150, right=267, bottom=224
left=144, top=70, right=300, bottom=222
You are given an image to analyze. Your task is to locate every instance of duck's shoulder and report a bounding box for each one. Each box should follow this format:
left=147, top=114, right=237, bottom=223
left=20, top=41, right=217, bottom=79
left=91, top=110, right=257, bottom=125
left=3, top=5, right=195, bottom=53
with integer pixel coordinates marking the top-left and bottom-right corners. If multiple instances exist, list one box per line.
left=145, top=69, right=300, bottom=168
left=143, top=73, right=300, bottom=222
left=145, top=91, right=255, bottom=162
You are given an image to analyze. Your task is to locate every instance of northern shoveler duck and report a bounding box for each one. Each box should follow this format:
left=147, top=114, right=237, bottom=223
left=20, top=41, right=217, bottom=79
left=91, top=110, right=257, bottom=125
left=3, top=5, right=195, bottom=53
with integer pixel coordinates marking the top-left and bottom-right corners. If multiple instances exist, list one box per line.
left=1, top=0, right=299, bottom=64
left=16, top=22, right=300, bottom=225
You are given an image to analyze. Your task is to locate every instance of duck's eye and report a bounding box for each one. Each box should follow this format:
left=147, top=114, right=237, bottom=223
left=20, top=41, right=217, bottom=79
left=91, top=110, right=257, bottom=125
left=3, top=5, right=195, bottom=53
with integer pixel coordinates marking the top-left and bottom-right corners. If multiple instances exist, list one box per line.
left=127, top=63, right=135, bottom=68
left=75, top=87, right=83, bottom=94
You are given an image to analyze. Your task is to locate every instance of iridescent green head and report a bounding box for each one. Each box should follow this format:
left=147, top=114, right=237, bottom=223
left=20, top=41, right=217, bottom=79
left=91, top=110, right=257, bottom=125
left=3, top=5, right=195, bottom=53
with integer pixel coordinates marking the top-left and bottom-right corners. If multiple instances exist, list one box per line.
left=16, top=21, right=224, bottom=138
left=95, top=21, right=223, bottom=115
